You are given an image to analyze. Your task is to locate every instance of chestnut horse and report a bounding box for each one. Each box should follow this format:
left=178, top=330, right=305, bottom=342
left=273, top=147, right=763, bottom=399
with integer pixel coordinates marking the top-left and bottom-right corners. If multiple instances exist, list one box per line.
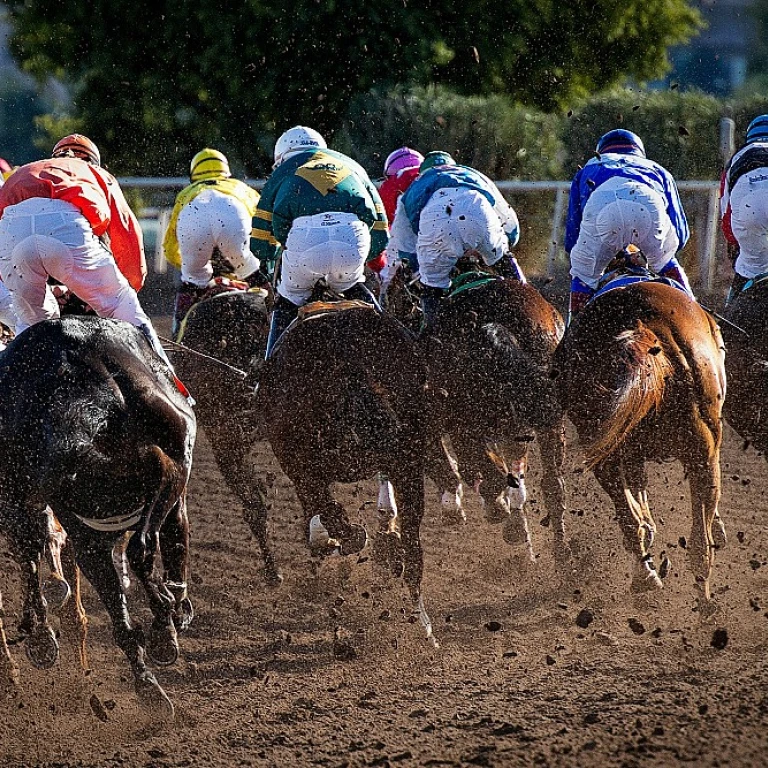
left=257, top=301, right=436, bottom=644
left=720, top=277, right=768, bottom=457
left=0, top=317, right=196, bottom=716
left=388, top=271, right=568, bottom=564
left=552, top=281, right=726, bottom=606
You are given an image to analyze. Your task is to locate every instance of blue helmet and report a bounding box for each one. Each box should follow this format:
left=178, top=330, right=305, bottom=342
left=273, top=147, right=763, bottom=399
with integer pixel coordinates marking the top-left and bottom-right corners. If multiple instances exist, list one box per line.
left=746, top=115, right=768, bottom=145
left=595, top=129, right=646, bottom=158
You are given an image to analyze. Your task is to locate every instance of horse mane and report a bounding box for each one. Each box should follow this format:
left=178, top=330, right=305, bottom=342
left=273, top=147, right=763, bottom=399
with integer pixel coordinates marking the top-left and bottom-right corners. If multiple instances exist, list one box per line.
left=583, top=322, right=673, bottom=469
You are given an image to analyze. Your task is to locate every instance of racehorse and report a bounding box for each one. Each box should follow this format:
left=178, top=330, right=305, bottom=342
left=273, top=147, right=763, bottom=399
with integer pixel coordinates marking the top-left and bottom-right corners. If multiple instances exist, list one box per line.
left=257, top=300, right=436, bottom=644
left=387, top=269, right=568, bottom=564
left=171, top=289, right=283, bottom=586
left=0, top=317, right=196, bottom=716
left=552, top=279, right=726, bottom=606
left=720, top=277, right=768, bottom=457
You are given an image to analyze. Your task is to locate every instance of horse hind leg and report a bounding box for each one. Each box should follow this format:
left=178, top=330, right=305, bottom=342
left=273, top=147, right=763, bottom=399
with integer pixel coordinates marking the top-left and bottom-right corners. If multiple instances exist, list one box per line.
left=536, top=422, right=569, bottom=567
left=159, top=494, right=195, bottom=631
left=0, top=589, right=20, bottom=689
left=58, top=537, right=89, bottom=673
left=593, top=459, right=664, bottom=592
left=42, top=508, right=72, bottom=612
left=74, top=534, right=174, bottom=718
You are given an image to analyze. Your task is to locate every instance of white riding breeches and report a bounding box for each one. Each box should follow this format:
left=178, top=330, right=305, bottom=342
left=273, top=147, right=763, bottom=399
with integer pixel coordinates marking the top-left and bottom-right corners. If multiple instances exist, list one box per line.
left=730, top=170, right=768, bottom=279
left=569, top=176, right=679, bottom=289
left=176, top=188, right=260, bottom=286
left=0, top=198, right=163, bottom=354
left=416, top=188, right=506, bottom=290
left=277, top=212, right=370, bottom=305
left=0, top=279, right=18, bottom=330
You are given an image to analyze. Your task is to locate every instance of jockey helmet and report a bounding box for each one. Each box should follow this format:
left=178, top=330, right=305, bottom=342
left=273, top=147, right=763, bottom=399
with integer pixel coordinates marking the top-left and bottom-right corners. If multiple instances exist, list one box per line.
left=419, top=151, right=456, bottom=173
left=384, top=147, right=424, bottom=177
left=52, top=134, right=101, bottom=166
left=595, top=129, right=646, bottom=158
left=190, top=148, right=231, bottom=182
left=273, top=126, right=326, bottom=168
left=746, top=115, right=768, bottom=144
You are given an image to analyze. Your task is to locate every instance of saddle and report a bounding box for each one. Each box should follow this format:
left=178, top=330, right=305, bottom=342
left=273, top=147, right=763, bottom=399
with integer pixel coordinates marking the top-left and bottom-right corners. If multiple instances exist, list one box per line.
left=298, top=299, right=376, bottom=322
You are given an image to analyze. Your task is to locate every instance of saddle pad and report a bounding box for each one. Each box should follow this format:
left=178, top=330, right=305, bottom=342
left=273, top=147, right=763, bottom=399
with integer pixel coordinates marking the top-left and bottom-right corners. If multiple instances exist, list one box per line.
left=297, top=299, right=375, bottom=322
left=591, top=274, right=689, bottom=304
left=448, top=272, right=501, bottom=299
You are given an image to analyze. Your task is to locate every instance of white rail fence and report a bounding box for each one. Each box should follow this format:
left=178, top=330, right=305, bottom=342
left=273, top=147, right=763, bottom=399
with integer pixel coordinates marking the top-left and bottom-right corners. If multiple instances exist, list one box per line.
left=122, top=178, right=723, bottom=293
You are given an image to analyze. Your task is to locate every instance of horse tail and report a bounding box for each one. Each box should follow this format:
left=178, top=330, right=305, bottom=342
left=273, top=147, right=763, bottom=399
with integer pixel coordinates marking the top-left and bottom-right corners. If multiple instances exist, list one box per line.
left=583, top=322, right=673, bottom=469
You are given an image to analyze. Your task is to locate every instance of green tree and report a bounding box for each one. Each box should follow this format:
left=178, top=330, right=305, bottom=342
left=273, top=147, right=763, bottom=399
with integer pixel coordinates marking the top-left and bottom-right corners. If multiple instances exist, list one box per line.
left=5, top=0, right=702, bottom=175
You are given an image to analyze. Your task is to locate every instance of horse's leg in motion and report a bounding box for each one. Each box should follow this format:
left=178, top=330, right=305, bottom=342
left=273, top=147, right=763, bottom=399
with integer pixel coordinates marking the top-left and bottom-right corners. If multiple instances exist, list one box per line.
left=682, top=423, right=723, bottom=611
left=592, top=455, right=663, bottom=591
left=58, top=536, right=89, bottom=673
left=4, top=506, right=60, bottom=668
left=294, top=476, right=367, bottom=557
left=498, top=442, right=536, bottom=562
left=536, top=422, right=569, bottom=566
left=395, top=470, right=436, bottom=647
left=0, top=588, right=19, bottom=688
left=423, top=433, right=466, bottom=525
left=42, top=508, right=72, bottom=611
left=207, top=425, right=282, bottom=586
left=159, top=494, right=194, bottom=631
left=73, top=532, right=174, bottom=717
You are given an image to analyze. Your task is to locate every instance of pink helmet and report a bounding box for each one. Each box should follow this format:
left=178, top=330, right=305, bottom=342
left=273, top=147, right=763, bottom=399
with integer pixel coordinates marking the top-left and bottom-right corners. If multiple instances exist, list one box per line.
left=384, top=146, right=424, bottom=177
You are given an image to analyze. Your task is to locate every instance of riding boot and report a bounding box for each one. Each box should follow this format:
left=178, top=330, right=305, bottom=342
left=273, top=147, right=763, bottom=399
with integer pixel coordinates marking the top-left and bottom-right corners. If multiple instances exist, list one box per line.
left=658, top=259, right=694, bottom=297
left=172, top=281, right=205, bottom=339
left=725, top=272, right=749, bottom=307
left=420, top=285, right=446, bottom=336
left=342, top=281, right=382, bottom=311
left=567, top=289, right=592, bottom=327
left=495, top=253, right=527, bottom=283
left=265, top=295, right=299, bottom=359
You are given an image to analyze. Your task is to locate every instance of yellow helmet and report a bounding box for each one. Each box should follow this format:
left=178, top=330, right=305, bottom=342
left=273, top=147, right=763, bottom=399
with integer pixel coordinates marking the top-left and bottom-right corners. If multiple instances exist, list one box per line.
left=190, top=148, right=231, bottom=182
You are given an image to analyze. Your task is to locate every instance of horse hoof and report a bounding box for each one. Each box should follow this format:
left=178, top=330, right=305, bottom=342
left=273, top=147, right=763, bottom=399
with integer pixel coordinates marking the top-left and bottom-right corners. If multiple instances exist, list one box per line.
left=713, top=517, right=727, bottom=549
left=43, top=576, right=71, bottom=613
left=340, top=524, right=368, bottom=556
left=658, top=553, right=671, bottom=580
left=173, top=597, right=195, bottom=633
left=25, top=626, right=59, bottom=670
left=264, top=568, right=284, bottom=588
left=146, top=623, right=179, bottom=667
left=631, top=571, right=663, bottom=593
left=135, top=672, right=175, bottom=719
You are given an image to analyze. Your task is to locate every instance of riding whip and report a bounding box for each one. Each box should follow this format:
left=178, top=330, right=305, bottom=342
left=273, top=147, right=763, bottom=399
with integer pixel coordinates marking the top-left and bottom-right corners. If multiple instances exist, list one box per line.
left=159, top=335, right=250, bottom=379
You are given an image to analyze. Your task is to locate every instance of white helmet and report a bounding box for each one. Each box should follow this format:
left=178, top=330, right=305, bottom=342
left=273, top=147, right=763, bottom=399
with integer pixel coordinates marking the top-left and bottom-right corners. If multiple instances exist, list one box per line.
left=273, top=126, right=326, bottom=168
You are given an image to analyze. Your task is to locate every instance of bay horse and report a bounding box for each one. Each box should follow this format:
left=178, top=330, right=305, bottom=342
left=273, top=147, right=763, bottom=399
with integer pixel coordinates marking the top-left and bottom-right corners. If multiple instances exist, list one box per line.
left=388, top=270, right=568, bottom=564
left=0, top=317, right=196, bottom=716
left=552, top=280, right=726, bottom=606
left=257, top=300, right=436, bottom=644
left=171, top=289, right=282, bottom=585
left=720, top=277, right=768, bottom=458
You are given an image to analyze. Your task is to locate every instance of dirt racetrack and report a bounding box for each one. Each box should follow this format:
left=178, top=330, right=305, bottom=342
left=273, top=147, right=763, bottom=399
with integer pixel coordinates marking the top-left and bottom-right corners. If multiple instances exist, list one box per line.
left=2, top=414, right=768, bottom=767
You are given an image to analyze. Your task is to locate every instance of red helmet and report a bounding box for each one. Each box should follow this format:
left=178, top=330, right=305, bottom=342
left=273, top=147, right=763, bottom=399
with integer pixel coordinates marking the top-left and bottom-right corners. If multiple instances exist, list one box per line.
left=52, top=134, right=101, bottom=166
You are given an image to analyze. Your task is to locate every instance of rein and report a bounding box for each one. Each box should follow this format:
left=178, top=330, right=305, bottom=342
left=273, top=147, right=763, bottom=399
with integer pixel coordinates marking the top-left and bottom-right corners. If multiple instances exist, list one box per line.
left=697, top=303, right=750, bottom=338
left=159, top=335, right=250, bottom=379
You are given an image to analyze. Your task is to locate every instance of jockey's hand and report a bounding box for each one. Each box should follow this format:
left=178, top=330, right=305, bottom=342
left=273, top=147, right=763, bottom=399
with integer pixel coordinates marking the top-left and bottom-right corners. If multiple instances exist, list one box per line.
left=245, top=268, right=271, bottom=290
left=366, top=251, right=387, bottom=274
left=51, top=284, right=70, bottom=308
left=727, top=241, right=740, bottom=266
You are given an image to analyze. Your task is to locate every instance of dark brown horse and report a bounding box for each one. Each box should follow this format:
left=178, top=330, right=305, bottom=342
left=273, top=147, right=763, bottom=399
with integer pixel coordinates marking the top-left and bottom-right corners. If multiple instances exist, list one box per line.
left=389, top=272, right=568, bottom=564
left=0, top=317, right=196, bottom=715
left=720, top=278, right=768, bottom=456
left=552, top=281, right=726, bottom=606
left=171, top=289, right=283, bottom=586
left=257, top=300, right=436, bottom=643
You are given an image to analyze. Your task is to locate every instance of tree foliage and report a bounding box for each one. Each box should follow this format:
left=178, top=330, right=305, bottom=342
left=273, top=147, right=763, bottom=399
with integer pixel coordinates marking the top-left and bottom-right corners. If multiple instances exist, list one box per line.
left=5, top=0, right=702, bottom=175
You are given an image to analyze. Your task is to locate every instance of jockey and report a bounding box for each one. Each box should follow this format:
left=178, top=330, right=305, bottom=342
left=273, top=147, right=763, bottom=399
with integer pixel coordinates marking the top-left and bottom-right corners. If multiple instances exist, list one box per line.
left=378, top=146, right=424, bottom=301
left=253, top=126, right=389, bottom=358
left=387, top=150, right=524, bottom=331
left=163, top=147, right=268, bottom=336
left=565, top=128, right=692, bottom=323
left=0, top=134, right=181, bottom=381
left=720, top=115, right=768, bottom=305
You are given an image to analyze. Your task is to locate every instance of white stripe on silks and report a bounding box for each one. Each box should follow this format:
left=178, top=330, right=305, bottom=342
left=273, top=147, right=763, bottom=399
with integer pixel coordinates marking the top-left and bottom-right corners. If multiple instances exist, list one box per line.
left=73, top=509, right=143, bottom=532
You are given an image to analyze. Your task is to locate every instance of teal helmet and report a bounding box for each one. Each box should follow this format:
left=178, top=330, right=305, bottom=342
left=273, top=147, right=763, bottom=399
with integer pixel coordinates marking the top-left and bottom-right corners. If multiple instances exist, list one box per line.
left=420, top=151, right=456, bottom=172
